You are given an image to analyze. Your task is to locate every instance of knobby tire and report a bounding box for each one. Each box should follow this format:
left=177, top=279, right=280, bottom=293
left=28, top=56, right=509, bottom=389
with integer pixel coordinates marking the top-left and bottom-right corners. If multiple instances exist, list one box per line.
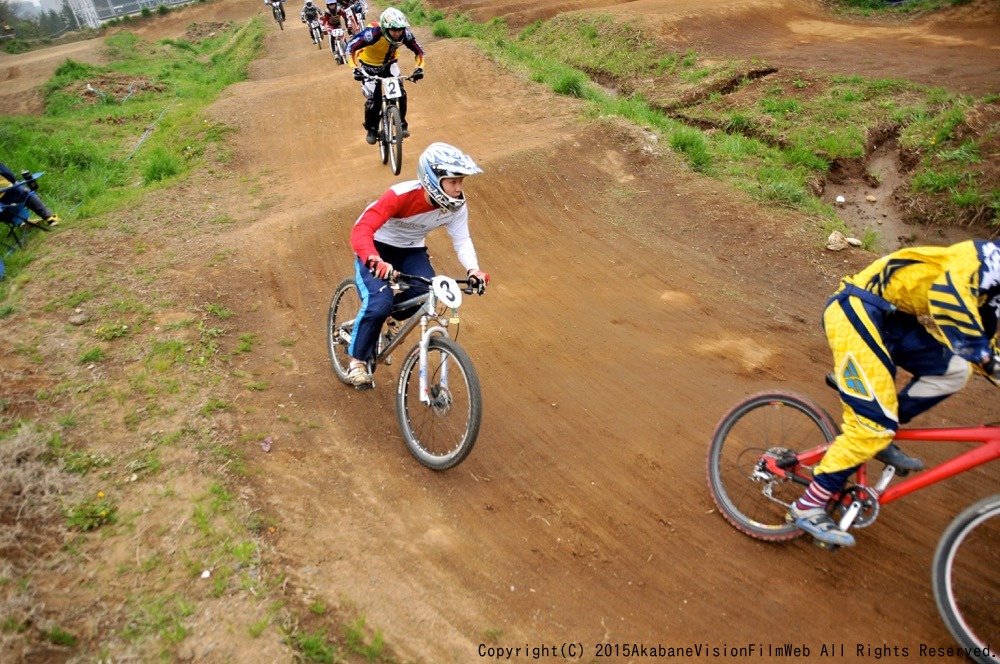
left=932, top=494, right=1000, bottom=664
left=326, top=278, right=360, bottom=383
left=378, top=107, right=389, bottom=165
left=396, top=336, right=482, bottom=471
left=707, top=391, right=838, bottom=541
left=387, top=104, right=403, bottom=176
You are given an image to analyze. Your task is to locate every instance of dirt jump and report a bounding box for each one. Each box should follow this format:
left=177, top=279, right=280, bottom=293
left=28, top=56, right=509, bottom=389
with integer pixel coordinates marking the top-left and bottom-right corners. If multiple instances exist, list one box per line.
left=1, top=0, right=998, bottom=661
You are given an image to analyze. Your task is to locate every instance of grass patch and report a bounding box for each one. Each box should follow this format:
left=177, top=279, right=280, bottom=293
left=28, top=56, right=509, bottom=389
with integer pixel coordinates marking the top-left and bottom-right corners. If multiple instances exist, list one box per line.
left=0, top=18, right=266, bottom=292
left=411, top=4, right=999, bottom=233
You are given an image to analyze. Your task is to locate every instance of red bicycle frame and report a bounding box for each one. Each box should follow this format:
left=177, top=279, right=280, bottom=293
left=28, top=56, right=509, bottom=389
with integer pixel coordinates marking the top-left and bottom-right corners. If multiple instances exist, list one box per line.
left=781, top=425, right=1000, bottom=504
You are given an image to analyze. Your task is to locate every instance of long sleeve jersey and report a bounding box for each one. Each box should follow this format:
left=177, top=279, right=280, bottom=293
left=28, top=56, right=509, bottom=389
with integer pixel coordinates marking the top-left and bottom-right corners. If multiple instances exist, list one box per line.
left=350, top=181, right=479, bottom=273
left=843, top=240, right=1000, bottom=364
left=347, top=24, right=424, bottom=69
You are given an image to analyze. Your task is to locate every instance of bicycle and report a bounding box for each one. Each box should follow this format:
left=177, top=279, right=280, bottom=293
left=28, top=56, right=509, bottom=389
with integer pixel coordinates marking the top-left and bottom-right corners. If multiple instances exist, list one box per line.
left=324, top=25, right=347, bottom=64
left=326, top=271, right=485, bottom=470
left=308, top=18, right=323, bottom=47
left=360, top=71, right=414, bottom=176
left=706, top=384, right=1000, bottom=662
left=266, top=0, right=284, bottom=29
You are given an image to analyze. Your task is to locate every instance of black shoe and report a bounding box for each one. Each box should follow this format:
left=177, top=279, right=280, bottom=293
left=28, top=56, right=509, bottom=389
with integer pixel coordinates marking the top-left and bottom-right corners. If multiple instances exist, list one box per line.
left=365, top=129, right=377, bottom=145
left=401, top=128, right=410, bottom=138
left=875, top=443, right=924, bottom=475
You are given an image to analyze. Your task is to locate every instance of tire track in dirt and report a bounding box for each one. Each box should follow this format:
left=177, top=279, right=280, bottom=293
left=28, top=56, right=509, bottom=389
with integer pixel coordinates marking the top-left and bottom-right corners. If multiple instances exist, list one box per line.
left=206, top=20, right=998, bottom=662
left=3, top=2, right=997, bottom=660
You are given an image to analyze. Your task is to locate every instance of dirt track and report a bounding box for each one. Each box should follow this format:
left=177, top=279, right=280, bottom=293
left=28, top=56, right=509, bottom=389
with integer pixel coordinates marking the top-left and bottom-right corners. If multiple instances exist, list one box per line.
left=2, top=0, right=999, bottom=661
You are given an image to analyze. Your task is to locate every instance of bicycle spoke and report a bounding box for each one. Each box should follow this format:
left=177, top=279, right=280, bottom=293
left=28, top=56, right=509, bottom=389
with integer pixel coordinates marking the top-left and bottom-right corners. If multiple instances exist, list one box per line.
left=397, top=337, right=481, bottom=470
left=327, top=279, right=361, bottom=383
left=707, top=392, right=837, bottom=541
left=935, top=497, right=1000, bottom=663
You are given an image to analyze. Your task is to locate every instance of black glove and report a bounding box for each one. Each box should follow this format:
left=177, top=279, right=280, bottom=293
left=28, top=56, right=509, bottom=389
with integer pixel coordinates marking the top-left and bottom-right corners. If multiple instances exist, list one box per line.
left=353, top=67, right=365, bottom=81
left=411, top=67, right=424, bottom=82
left=467, top=269, right=489, bottom=294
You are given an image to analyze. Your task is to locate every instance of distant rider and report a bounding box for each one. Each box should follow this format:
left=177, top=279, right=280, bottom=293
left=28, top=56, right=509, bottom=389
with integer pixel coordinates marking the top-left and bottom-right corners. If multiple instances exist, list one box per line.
left=353, top=0, right=368, bottom=23
left=347, top=7, right=424, bottom=145
left=321, top=0, right=351, bottom=36
left=337, top=0, right=361, bottom=34
left=264, top=0, right=285, bottom=21
left=343, top=143, right=490, bottom=386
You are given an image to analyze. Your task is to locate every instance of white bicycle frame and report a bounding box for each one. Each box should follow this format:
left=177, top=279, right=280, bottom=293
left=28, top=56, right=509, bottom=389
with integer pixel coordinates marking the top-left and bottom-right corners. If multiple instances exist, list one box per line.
left=415, top=276, right=462, bottom=404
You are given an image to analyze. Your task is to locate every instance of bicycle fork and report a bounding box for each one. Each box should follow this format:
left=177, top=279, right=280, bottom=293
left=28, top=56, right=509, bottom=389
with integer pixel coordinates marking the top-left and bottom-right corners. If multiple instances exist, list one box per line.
left=418, top=316, right=451, bottom=407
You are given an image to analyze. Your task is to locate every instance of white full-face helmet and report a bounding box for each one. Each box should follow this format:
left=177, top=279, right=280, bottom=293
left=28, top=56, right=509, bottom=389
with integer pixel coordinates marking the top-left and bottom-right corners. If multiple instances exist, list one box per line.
left=379, top=7, right=408, bottom=43
left=417, top=142, right=483, bottom=213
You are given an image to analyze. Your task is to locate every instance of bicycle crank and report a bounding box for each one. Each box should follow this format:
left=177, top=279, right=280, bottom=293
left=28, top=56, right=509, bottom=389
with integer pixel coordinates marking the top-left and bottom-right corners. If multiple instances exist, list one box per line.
left=833, top=485, right=880, bottom=529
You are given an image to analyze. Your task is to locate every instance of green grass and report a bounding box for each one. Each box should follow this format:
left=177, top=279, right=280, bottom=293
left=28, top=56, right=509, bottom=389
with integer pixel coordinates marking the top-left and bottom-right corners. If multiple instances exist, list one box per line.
left=65, top=490, right=118, bottom=531
left=0, top=18, right=266, bottom=296
left=407, top=3, right=998, bottom=232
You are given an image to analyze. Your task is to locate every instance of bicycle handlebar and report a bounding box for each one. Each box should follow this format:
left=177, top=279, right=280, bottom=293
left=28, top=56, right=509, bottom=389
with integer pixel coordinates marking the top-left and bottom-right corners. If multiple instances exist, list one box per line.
left=358, top=71, right=416, bottom=82
left=391, top=271, right=484, bottom=296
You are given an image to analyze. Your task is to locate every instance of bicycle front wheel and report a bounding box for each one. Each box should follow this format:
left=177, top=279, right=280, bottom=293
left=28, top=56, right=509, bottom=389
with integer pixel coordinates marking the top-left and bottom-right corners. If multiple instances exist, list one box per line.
left=274, top=8, right=284, bottom=29
left=386, top=104, right=403, bottom=176
left=396, top=337, right=482, bottom=470
left=378, top=111, right=390, bottom=165
left=707, top=391, right=838, bottom=541
left=933, top=494, right=1000, bottom=664
left=326, top=278, right=360, bottom=383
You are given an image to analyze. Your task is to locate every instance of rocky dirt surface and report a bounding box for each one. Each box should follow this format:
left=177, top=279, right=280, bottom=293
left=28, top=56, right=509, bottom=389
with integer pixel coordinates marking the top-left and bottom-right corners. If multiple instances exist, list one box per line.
left=0, top=0, right=998, bottom=662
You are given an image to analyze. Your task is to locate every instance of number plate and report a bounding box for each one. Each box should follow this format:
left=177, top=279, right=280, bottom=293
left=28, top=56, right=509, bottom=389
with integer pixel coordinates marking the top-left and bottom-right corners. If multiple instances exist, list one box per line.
left=383, top=77, right=402, bottom=99
left=431, top=276, right=462, bottom=308
left=331, top=28, right=344, bottom=36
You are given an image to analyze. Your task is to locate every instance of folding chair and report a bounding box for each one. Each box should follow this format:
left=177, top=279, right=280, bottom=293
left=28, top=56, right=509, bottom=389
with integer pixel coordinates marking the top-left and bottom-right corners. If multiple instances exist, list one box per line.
left=0, top=172, right=50, bottom=279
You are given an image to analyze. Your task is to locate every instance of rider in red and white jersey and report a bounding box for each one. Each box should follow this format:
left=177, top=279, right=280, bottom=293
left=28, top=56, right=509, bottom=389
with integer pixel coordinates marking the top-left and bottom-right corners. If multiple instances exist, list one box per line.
left=344, top=143, right=490, bottom=386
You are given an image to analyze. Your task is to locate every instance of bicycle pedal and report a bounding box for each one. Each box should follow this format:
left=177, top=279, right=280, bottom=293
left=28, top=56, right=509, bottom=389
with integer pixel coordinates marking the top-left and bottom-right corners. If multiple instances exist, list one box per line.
left=353, top=381, right=375, bottom=391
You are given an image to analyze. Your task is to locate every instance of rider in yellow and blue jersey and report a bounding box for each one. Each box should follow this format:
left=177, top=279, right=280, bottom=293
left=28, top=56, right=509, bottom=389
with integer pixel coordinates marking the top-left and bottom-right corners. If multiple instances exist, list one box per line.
left=347, top=7, right=425, bottom=145
left=789, top=240, right=1000, bottom=547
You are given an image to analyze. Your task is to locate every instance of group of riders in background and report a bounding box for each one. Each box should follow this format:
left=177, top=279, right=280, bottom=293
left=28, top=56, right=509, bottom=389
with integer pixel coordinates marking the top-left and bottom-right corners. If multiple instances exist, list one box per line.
left=264, top=0, right=424, bottom=147
left=263, top=0, right=367, bottom=38
left=302, top=0, right=368, bottom=40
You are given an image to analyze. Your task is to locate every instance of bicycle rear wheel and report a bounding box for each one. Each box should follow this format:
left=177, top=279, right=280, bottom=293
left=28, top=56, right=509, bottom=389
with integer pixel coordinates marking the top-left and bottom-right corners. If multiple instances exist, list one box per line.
left=274, top=7, right=284, bottom=29
left=933, top=494, right=1000, bottom=664
left=326, top=278, right=360, bottom=383
left=707, top=391, right=838, bottom=541
left=396, top=337, right=482, bottom=470
left=386, top=104, right=403, bottom=176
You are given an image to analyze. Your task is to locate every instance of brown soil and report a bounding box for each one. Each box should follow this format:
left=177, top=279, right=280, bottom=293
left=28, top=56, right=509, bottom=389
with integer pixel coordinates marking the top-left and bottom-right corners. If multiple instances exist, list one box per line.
left=1, top=0, right=998, bottom=662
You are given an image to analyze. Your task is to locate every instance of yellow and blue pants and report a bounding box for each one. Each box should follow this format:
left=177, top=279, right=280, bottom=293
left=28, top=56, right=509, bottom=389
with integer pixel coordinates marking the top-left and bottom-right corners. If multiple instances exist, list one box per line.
left=814, top=285, right=971, bottom=491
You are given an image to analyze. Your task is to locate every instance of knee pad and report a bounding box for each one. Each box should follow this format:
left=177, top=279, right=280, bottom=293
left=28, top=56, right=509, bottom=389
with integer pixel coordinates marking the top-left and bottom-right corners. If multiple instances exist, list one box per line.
left=906, top=354, right=971, bottom=399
